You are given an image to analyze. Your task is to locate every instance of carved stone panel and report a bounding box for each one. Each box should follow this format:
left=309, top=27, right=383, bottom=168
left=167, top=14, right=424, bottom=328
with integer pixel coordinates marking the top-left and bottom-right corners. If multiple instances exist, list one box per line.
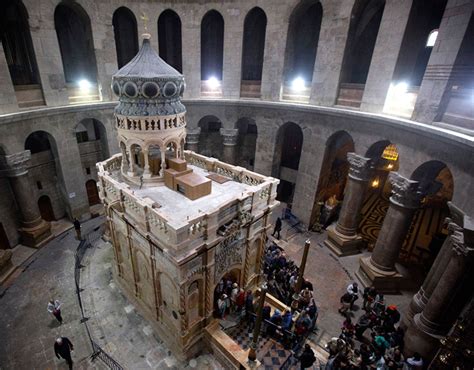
left=214, top=231, right=244, bottom=281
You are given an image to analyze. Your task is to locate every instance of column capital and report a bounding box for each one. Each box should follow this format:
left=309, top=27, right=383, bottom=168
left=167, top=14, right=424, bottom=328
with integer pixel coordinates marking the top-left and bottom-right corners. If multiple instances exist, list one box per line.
left=347, top=153, right=373, bottom=181
left=220, top=128, right=239, bottom=146
left=0, top=150, right=31, bottom=177
left=186, top=127, right=201, bottom=144
left=389, top=172, right=423, bottom=209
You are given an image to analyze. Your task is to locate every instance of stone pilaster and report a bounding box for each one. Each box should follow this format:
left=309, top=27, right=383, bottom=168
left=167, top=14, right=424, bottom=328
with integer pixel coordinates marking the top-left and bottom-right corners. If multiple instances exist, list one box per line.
left=357, top=172, right=422, bottom=292
left=324, top=153, right=373, bottom=256
left=309, top=0, right=354, bottom=106
left=222, top=8, right=243, bottom=99
left=411, top=0, right=472, bottom=123
left=0, top=151, right=51, bottom=248
left=0, top=42, right=18, bottom=114
left=360, top=0, right=413, bottom=113
left=185, top=128, right=201, bottom=153
left=402, top=203, right=464, bottom=328
left=181, top=10, right=201, bottom=99
left=405, top=218, right=474, bottom=360
left=220, top=128, right=239, bottom=165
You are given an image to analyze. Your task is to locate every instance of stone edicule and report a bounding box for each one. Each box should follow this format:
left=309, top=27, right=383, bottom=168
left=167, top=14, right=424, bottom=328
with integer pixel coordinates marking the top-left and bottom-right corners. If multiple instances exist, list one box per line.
left=97, top=35, right=279, bottom=362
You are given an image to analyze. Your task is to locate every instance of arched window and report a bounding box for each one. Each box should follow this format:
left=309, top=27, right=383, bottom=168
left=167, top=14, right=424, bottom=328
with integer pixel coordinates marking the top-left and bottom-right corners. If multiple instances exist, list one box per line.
left=54, top=3, right=97, bottom=84
left=426, top=29, right=438, bottom=47
left=158, top=10, right=182, bottom=72
left=112, top=7, right=138, bottom=68
left=0, top=0, right=40, bottom=85
left=201, top=10, right=224, bottom=81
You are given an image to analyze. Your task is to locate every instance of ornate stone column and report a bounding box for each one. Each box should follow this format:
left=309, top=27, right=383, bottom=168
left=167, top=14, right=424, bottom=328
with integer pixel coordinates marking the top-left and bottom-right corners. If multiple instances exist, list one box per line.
left=0, top=151, right=51, bottom=247
left=357, top=173, right=422, bottom=292
left=127, top=146, right=136, bottom=177
left=159, top=148, right=166, bottom=177
left=185, top=128, right=201, bottom=153
left=120, top=145, right=129, bottom=173
left=324, top=153, right=373, bottom=256
left=405, top=219, right=474, bottom=360
left=402, top=202, right=464, bottom=328
left=142, top=148, right=151, bottom=178
left=220, top=128, right=239, bottom=165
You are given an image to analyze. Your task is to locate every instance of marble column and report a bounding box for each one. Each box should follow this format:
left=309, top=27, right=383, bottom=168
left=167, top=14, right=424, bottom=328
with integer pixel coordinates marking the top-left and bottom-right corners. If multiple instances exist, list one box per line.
left=357, top=172, right=422, bottom=292
left=0, top=151, right=51, bottom=248
left=185, top=128, right=201, bottom=153
left=159, top=149, right=166, bottom=177
left=120, top=145, right=129, bottom=173
left=127, top=146, right=136, bottom=177
left=405, top=217, right=474, bottom=360
left=220, top=128, right=239, bottom=165
left=324, top=153, right=373, bottom=256
left=402, top=202, right=464, bottom=328
left=142, top=148, right=151, bottom=178
left=411, top=0, right=472, bottom=123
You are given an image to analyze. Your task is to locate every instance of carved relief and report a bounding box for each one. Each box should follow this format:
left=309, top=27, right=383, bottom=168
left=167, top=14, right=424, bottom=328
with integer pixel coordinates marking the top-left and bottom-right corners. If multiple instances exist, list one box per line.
left=214, top=231, right=244, bottom=281
left=347, top=152, right=373, bottom=181
left=389, top=172, right=423, bottom=209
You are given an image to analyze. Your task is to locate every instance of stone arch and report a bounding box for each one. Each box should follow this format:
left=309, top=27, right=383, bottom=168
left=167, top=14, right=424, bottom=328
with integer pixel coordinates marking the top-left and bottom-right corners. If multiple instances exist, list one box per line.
left=75, top=118, right=110, bottom=160
left=85, top=179, right=99, bottom=206
left=283, top=1, right=323, bottom=86
left=201, top=10, right=224, bottom=81
left=213, top=267, right=242, bottom=315
left=38, top=194, right=55, bottom=221
left=112, top=6, right=139, bottom=68
left=197, top=115, right=223, bottom=158
left=310, top=130, right=355, bottom=228
left=411, top=160, right=453, bottom=204
left=158, top=9, right=182, bottom=72
left=54, top=1, right=97, bottom=83
left=272, top=122, right=304, bottom=204
left=235, top=117, right=257, bottom=170
left=1, top=0, right=40, bottom=86
left=241, top=7, right=267, bottom=97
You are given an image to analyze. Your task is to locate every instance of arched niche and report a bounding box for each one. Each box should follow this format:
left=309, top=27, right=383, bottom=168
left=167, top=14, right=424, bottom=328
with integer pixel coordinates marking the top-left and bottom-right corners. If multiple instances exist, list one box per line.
left=38, top=195, right=55, bottom=221
left=112, top=7, right=139, bottom=68
left=240, top=7, right=267, bottom=98
left=197, top=115, right=223, bottom=159
left=85, top=179, right=100, bottom=206
left=187, top=279, right=204, bottom=326
left=0, top=0, right=40, bottom=86
left=54, top=2, right=97, bottom=84
left=201, top=10, right=224, bottom=81
left=337, top=0, right=385, bottom=107
left=283, top=1, right=323, bottom=96
left=310, top=131, right=355, bottom=228
left=272, top=122, right=304, bottom=204
left=235, top=117, right=258, bottom=170
left=75, top=118, right=110, bottom=160
left=25, top=130, right=67, bottom=220
left=158, top=9, right=182, bottom=72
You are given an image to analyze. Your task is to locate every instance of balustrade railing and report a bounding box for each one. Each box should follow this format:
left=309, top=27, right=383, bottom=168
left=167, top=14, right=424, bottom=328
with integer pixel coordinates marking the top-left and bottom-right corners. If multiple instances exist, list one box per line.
left=115, top=113, right=186, bottom=132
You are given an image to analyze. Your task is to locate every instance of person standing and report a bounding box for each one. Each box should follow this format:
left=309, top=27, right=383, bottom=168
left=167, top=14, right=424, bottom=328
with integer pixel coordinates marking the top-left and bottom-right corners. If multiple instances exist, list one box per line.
left=54, top=337, right=74, bottom=369
left=48, top=299, right=63, bottom=324
left=346, top=282, right=359, bottom=310
left=299, top=344, right=316, bottom=369
left=272, top=217, right=282, bottom=239
left=73, top=218, right=82, bottom=240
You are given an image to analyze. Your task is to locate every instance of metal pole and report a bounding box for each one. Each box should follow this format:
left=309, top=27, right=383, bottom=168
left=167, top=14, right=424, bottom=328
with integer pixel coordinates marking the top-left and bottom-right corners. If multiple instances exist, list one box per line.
left=248, top=283, right=268, bottom=362
left=293, top=240, right=311, bottom=301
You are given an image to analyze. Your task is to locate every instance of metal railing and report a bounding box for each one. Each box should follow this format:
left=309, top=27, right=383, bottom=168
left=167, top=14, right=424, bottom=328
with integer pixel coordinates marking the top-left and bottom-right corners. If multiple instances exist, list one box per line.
left=74, top=224, right=124, bottom=370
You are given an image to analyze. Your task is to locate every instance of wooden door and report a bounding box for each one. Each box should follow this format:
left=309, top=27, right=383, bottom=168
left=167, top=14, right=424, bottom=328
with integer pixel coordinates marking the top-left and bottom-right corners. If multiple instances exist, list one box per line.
left=86, top=180, right=100, bottom=205
left=38, top=195, right=55, bottom=221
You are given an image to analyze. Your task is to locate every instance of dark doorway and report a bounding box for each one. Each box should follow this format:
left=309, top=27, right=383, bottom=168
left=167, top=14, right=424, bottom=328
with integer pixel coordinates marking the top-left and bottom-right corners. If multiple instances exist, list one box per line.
left=158, top=10, right=182, bottom=72
left=86, top=179, right=100, bottom=206
left=112, top=7, right=138, bottom=68
left=38, top=195, right=55, bottom=221
left=201, top=10, right=224, bottom=81
left=0, top=223, right=10, bottom=249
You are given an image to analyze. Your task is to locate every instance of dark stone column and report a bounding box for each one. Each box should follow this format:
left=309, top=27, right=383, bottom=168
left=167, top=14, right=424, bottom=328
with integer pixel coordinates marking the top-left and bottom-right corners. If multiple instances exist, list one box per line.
left=220, top=128, right=238, bottom=165
left=185, top=128, right=200, bottom=153
left=356, top=172, right=422, bottom=292
left=405, top=216, right=474, bottom=361
left=0, top=150, right=51, bottom=247
left=324, top=153, right=373, bottom=256
left=402, top=202, right=464, bottom=328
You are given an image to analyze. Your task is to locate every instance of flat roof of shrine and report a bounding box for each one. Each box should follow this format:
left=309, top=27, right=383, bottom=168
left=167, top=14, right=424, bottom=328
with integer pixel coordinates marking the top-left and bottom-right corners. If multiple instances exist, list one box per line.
left=113, top=164, right=259, bottom=226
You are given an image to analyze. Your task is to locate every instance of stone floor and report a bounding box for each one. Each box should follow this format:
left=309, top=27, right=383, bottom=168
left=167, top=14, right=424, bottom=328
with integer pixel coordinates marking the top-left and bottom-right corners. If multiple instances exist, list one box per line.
left=0, top=207, right=417, bottom=370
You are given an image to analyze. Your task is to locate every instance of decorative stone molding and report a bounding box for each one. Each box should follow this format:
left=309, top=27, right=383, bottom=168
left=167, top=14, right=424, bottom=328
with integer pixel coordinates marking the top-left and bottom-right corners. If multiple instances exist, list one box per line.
left=220, top=128, right=239, bottom=146
left=347, top=152, right=373, bottom=181
left=0, top=150, right=31, bottom=177
left=214, top=231, right=244, bottom=280
left=389, top=172, right=423, bottom=209
left=185, top=127, right=201, bottom=144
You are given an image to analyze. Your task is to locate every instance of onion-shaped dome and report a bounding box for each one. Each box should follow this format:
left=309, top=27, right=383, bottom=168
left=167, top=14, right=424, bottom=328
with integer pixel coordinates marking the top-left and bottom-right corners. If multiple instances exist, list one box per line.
left=112, top=34, right=186, bottom=116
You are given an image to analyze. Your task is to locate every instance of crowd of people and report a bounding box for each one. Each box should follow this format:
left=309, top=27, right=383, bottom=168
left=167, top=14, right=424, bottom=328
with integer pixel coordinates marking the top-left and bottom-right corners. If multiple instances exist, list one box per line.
left=323, top=283, right=423, bottom=370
